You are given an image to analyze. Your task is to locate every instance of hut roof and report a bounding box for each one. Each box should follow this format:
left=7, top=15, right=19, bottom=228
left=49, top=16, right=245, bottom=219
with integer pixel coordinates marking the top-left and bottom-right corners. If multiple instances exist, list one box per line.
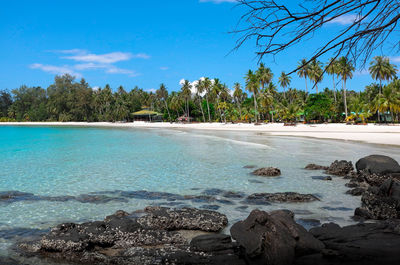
left=132, top=110, right=161, bottom=116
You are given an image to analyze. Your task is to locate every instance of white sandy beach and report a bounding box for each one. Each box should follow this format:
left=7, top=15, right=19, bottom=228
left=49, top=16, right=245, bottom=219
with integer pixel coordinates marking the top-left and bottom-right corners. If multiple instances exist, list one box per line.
left=2, top=122, right=400, bottom=146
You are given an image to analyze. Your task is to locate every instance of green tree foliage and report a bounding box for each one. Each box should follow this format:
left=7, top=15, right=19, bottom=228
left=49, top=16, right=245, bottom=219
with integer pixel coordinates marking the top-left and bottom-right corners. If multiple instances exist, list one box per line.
left=1, top=56, right=399, bottom=124
left=304, top=94, right=333, bottom=122
left=0, top=90, right=12, bottom=117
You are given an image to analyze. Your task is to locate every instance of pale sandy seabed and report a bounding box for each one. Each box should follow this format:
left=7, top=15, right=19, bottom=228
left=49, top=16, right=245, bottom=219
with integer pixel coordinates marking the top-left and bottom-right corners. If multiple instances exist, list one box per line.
left=2, top=122, right=400, bottom=146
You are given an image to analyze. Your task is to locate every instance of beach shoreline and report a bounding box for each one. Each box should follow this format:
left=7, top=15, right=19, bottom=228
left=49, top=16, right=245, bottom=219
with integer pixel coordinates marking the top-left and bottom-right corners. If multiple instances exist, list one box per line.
left=2, top=121, right=400, bottom=146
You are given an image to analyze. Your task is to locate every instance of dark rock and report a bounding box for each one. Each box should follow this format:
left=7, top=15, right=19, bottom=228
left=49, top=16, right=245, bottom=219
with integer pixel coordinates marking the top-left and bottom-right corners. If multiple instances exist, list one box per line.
left=355, top=179, right=400, bottom=219
left=251, top=167, right=281, bottom=177
left=321, top=206, right=353, bottom=211
left=311, top=176, right=332, bottom=181
left=0, top=227, right=49, bottom=240
left=364, top=172, right=392, bottom=186
left=243, top=165, right=257, bottom=169
left=248, top=179, right=264, bottom=184
left=190, top=234, right=235, bottom=252
left=292, top=209, right=314, bottom=215
left=222, top=191, right=245, bottom=198
left=244, top=192, right=319, bottom=205
left=230, top=210, right=324, bottom=265
left=75, top=194, right=128, bottom=204
left=200, top=204, right=220, bottom=210
left=202, top=188, right=224, bottom=196
left=305, top=164, right=329, bottom=170
left=346, top=187, right=364, bottom=196
left=137, top=206, right=228, bottom=232
left=325, top=160, right=354, bottom=176
left=0, top=191, right=39, bottom=203
left=17, top=207, right=240, bottom=265
left=304, top=220, right=400, bottom=265
left=297, top=218, right=321, bottom=229
left=356, top=154, right=400, bottom=175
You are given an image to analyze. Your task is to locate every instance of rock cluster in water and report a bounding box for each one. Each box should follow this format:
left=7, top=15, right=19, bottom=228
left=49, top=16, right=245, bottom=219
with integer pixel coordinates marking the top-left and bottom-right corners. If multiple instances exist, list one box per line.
left=251, top=167, right=281, bottom=176
left=11, top=154, right=400, bottom=265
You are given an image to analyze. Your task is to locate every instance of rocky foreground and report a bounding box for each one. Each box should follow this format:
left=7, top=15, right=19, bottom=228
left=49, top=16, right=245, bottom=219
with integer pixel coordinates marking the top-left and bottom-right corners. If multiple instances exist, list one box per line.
left=13, top=154, right=400, bottom=265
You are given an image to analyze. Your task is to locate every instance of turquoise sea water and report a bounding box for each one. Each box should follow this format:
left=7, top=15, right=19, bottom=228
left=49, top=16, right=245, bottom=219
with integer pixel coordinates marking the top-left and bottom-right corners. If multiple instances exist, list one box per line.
left=1, top=125, right=400, bottom=260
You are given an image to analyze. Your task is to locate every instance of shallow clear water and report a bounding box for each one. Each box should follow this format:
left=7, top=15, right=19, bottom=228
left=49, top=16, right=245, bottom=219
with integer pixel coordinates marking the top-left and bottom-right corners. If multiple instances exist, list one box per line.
left=1, top=125, right=400, bottom=259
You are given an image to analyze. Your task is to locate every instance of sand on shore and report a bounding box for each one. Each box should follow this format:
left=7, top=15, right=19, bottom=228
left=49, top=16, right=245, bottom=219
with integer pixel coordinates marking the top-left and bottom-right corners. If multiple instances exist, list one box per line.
left=2, top=122, right=400, bottom=146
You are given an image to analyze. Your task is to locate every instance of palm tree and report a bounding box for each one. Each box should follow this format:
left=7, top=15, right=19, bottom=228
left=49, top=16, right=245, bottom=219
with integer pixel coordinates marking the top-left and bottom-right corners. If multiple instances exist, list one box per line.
left=374, top=85, right=400, bottom=123
left=309, top=59, right=324, bottom=93
left=203, top=77, right=212, bottom=122
left=245, top=70, right=260, bottom=123
left=195, top=79, right=206, bottom=122
left=336, top=57, right=355, bottom=119
left=278, top=72, right=291, bottom=99
left=369, top=56, right=398, bottom=94
left=369, top=56, right=397, bottom=122
left=180, top=80, right=191, bottom=119
left=297, top=59, right=310, bottom=94
left=259, top=88, right=274, bottom=122
left=256, top=63, right=273, bottom=90
left=212, top=78, right=224, bottom=121
left=156, top=83, right=171, bottom=121
left=326, top=58, right=338, bottom=102
left=233, top=82, right=243, bottom=120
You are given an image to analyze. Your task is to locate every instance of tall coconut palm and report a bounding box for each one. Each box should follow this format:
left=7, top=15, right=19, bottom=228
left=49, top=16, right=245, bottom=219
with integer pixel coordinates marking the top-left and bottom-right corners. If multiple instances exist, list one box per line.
left=233, top=82, right=243, bottom=120
left=156, top=83, right=171, bottom=121
left=309, top=59, right=324, bottom=93
left=256, top=63, right=274, bottom=90
left=369, top=56, right=397, bottom=122
left=336, top=57, right=355, bottom=119
left=259, top=88, right=274, bottom=122
left=278, top=72, right=291, bottom=99
left=245, top=70, right=260, bottom=123
left=180, top=80, right=191, bottom=119
left=297, top=59, right=310, bottom=94
left=195, top=79, right=206, bottom=122
left=325, top=58, right=338, bottom=102
left=374, top=85, right=400, bottom=123
left=203, top=77, right=212, bottom=122
left=212, top=78, right=224, bottom=122
left=369, top=56, right=398, bottom=94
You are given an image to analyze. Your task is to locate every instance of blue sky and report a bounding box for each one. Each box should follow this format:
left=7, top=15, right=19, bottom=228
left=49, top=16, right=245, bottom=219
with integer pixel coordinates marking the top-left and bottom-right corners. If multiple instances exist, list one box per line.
left=1, top=0, right=399, bottom=93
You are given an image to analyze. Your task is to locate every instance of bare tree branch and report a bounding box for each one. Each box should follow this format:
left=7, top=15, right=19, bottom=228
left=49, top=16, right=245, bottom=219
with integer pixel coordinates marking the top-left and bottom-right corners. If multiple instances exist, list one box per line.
left=232, top=0, right=400, bottom=72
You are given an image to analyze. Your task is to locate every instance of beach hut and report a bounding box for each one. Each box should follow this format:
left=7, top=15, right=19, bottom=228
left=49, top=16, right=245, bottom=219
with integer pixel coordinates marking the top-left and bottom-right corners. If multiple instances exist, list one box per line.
left=132, top=109, right=163, bottom=122
left=177, top=115, right=193, bottom=123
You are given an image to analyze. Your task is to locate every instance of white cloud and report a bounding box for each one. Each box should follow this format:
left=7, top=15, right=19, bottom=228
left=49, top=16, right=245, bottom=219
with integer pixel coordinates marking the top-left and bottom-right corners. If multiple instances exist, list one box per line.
left=179, top=77, right=210, bottom=96
left=64, top=52, right=134, bottom=64
left=145, top=88, right=157, bottom=93
left=354, top=69, right=369, bottom=76
left=327, top=14, right=360, bottom=25
left=31, top=49, right=145, bottom=77
left=92, top=86, right=100, bottom=91
left=160, top=66, right=169, bottom=71
left=199, top=0, right=237, bottom=3
left=30, top=63, right=82, bottom=78
left=390, top=56, right=400, bottom=63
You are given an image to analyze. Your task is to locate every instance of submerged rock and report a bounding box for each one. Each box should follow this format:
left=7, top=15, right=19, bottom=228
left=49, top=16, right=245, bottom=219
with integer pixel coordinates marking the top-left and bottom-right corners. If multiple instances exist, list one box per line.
left=311, top=176, right=332, bottom=181
left=251, top=167, right=281, bottom=176
left=244, top=192, right=319, bottom=205
left=325, top=160, right=354, bottom=176
left=231, top=209, right=324, bottom=265
left=356, top=155, right=400, bottom=175
left=305, top=164, right=329, bottom=170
